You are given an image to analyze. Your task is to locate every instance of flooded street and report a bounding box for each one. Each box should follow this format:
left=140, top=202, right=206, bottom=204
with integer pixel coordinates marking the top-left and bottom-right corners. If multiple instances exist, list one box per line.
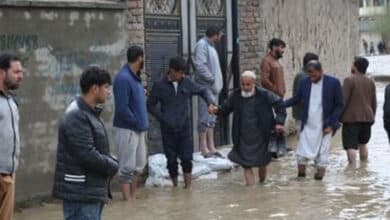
left=15, top=82, right=390, bottom=220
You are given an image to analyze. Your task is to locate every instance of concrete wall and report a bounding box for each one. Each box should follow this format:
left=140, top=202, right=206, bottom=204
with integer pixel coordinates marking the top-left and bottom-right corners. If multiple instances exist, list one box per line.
left=239, top=0, right=359, bottom=131
left=240, top=0, right=359, bottom=79
left=0, top=3, right=128, bottom=201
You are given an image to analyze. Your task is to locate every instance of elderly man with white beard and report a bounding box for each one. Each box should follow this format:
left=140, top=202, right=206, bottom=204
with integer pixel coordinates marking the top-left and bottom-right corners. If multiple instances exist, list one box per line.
left=210, top=71, right=286, bottom=186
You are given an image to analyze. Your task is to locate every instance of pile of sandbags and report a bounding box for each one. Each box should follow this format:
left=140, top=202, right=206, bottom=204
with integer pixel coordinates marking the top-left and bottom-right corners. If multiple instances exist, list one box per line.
left=146, top=148, right=236, bottom=187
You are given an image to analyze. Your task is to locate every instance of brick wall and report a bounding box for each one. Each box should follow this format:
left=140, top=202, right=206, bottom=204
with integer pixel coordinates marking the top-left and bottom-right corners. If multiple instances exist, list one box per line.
left=126, top=0, right=144, bottom=47
left=237, top=0, right=359, bottom=132
left=126, top=0, right=148, bottom=83
left=238, top=0, right=262, bottom=73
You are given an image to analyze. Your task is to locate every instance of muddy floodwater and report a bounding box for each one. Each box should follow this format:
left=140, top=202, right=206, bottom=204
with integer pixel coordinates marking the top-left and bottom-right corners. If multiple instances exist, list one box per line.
left=15, top=82, right=390, bottom=220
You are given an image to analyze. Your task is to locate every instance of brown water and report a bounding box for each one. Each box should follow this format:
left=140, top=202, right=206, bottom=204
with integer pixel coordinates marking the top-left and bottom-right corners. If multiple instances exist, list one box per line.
left=15, top=83, right=390, bottom=220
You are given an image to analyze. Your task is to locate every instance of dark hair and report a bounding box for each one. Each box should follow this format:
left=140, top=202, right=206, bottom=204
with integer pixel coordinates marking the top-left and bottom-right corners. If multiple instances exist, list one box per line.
left=80, top=66, right=111, bottom=94
left=0, top=53, right=20, bottom=71
left=127, top=46, right=144, bottom=63
left=268, top=38, right=286, bottom=50
left=206, top=26, right=221, bottom=38
left=304, top=60, right=322, bottom=72
left=353, top=57, right=369, bottom=74
left=303, top=52, right=319, bottom=66
left=169, top=56, right=187, bottom=72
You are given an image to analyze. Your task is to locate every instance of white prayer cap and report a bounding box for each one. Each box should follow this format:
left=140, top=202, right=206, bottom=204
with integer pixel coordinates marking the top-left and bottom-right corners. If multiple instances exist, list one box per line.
left=241, top=71, right=257, bottom=80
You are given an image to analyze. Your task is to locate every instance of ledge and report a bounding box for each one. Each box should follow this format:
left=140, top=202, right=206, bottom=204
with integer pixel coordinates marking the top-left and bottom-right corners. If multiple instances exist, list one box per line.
left=0, top=0, right=127, bottom=10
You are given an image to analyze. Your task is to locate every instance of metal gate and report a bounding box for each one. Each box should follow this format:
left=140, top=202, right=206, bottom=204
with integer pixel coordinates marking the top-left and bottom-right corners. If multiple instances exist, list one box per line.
left=145, top=0, right=233, bottom=154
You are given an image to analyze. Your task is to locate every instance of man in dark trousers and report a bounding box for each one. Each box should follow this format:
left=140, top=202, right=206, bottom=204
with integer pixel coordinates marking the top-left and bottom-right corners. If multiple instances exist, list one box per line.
left=53, top=66, right=118, bottom=220
left=147, top=57, right=215, bottom=188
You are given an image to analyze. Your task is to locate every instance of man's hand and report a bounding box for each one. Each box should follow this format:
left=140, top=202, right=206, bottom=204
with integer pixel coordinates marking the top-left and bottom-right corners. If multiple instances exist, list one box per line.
left=144, top=88, right=148, bottom=96
left=208, top=105, right=218, bottom=114
left=275, top=124, right=284, bottom=133
left=323, top=127, right=333, bottom=135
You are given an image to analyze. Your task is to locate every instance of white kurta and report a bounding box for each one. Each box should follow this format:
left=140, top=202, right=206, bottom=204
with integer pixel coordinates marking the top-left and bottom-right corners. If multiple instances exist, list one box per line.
left=296, top=78, right=332, bottom=167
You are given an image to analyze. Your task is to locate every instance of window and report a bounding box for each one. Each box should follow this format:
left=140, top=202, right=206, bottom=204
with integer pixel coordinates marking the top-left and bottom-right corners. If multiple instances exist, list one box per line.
left=0, top=0, right=125, bottom=9
left=374, top=0, right=385, bottom=6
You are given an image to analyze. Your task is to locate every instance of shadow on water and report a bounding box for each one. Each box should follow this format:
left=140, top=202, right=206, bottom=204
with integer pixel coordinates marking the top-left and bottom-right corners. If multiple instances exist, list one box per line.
left=15, top=82, right=390, bottom=220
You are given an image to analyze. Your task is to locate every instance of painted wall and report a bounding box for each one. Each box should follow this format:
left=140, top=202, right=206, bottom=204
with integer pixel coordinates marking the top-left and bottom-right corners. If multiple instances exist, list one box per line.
left=0, top=5, right=128, bottom=201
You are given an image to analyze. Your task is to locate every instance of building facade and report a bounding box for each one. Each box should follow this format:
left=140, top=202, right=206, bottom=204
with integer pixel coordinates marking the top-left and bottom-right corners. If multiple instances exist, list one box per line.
left=0, top=0, right=358, bottom=201
left=359, top=0, right=390, bottom=54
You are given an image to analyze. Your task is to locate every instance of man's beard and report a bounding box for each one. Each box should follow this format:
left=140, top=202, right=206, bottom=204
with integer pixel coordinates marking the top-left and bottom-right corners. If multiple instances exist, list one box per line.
left=241, top=89, right=255, bottom=98
left=140, top=60, right=144, bottom=70
left=4, top=76, right=20, bottom=90
left=276, top=51, right=283, bottom=59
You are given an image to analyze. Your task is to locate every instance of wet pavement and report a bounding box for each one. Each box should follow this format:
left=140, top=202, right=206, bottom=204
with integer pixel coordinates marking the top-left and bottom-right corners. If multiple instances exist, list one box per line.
left=15, top=82, right=390, bottom=220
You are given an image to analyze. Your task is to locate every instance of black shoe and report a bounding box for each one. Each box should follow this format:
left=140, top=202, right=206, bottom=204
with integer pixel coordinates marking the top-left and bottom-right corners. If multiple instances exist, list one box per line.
left=203, top=153, right=213, bottom=158
left=213, top=151, right=225, bottom=158
left=314, top=173, right=323, bottom=181
left=271, top=152, right=278, bottom=159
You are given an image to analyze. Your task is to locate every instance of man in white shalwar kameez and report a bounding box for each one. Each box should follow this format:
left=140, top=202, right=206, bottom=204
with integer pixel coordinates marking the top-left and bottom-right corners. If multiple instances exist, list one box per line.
left=283, top=61, right=344, bottom=180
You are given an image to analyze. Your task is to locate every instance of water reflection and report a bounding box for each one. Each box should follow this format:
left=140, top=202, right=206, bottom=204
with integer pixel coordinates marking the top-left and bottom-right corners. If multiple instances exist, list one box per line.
left=15, top=83, right=390, bottom=220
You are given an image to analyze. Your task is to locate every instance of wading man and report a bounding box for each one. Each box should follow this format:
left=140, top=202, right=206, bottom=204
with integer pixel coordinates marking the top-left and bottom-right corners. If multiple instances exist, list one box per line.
left=113, top=46, right=148, bottom=202
left=283, top=61, right=343, bottom=180
left=211, top=71, right=286, bottom=186
left=148, top=57, right=215, bottom=188
left=292, top=52, right=319, bottom=133
left=341, top=57, right=376, bottom=164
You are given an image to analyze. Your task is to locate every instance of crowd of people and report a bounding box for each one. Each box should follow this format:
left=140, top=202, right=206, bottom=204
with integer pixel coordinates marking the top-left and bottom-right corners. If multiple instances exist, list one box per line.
left=362, top=38, right=387, bottom=55
left=0, top=25, right=390, bottom=219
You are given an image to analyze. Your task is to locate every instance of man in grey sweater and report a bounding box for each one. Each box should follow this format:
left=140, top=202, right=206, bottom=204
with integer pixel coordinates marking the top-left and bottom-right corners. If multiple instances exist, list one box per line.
left=193, top=26, right=224, bottom=158
left=0, top=53, right=24, bottom=220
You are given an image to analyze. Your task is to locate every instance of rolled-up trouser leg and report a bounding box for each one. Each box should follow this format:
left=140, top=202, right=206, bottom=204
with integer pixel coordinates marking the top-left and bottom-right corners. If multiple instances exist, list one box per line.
left=197, top=93, right=219, bottom=132
left=114, top=127, right=144, bottom=184
left=276, top=133, right=287, bottom=155
left=268, top=131, right=278, bottom=153
left=198, top=97, right=210, bottom=133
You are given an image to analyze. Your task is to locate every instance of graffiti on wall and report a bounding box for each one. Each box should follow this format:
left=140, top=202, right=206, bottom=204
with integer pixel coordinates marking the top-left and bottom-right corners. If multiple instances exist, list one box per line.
left=33, top=47, right=112, bottom=110
left=0, top=34, right=39, bottom=51
left=1, top=32, right=124, bottom=111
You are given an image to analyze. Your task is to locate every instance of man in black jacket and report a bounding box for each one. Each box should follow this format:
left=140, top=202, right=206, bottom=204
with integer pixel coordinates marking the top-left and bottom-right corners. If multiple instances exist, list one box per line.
left=147, top=57, right=215, bottom=188
left=53, top=66, right=118, bottom=220
left=210, top=71, right=286, bottom=186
